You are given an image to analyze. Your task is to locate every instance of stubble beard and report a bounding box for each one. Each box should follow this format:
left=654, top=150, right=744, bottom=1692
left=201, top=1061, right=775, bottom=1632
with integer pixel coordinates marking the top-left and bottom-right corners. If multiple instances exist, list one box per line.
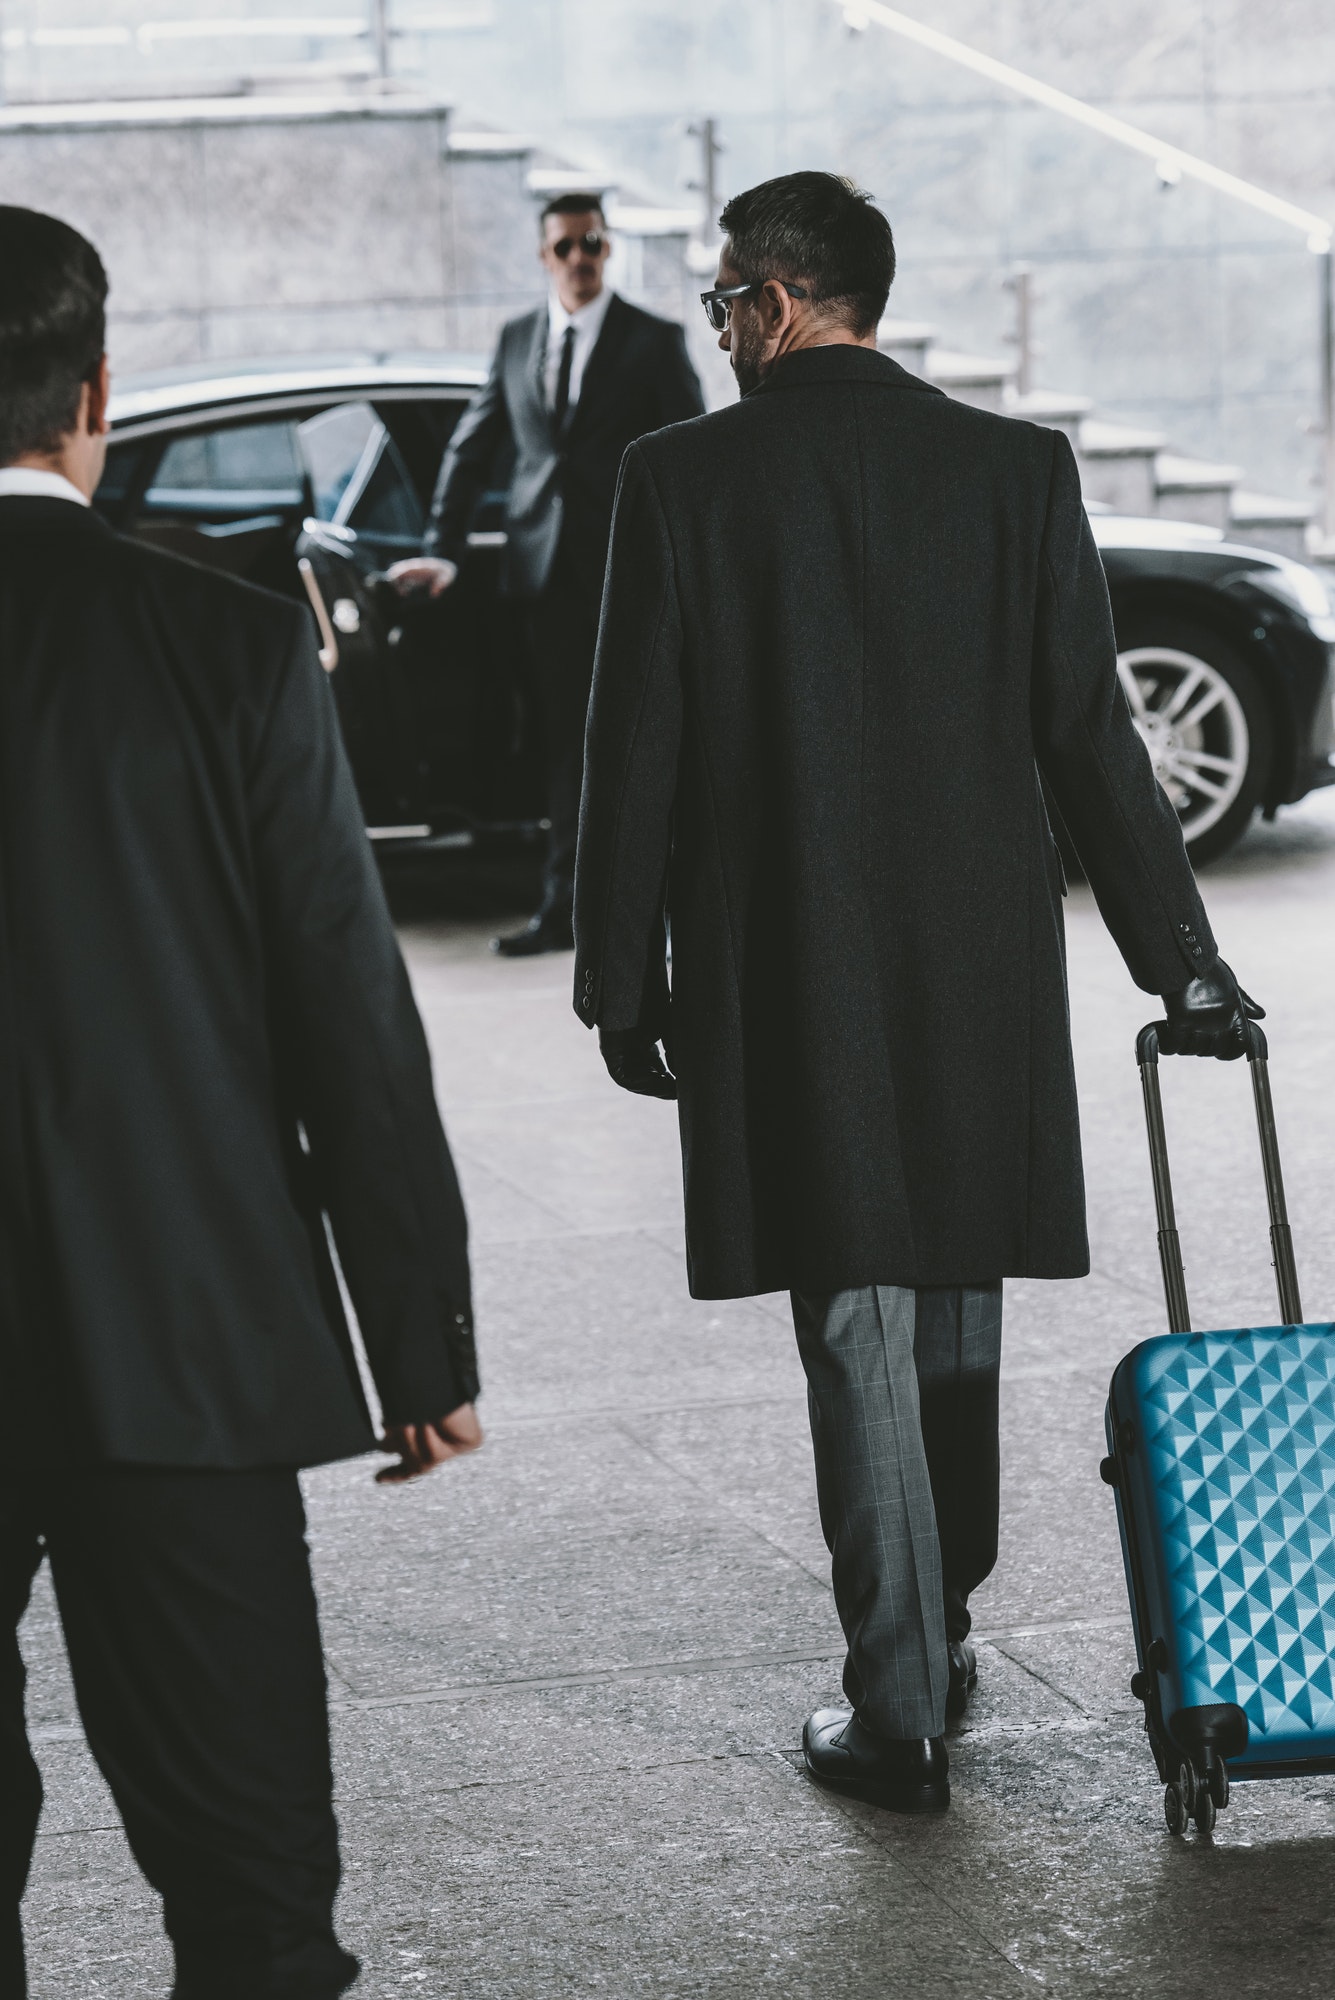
left=730, top=314, right=766, bottom=396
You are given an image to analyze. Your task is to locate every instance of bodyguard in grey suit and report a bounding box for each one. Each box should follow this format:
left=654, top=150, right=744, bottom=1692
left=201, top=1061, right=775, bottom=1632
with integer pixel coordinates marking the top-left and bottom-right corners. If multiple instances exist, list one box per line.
left=390, top=192, right=703, bottom=955
left=572, top=172, right=1261, bottom=1814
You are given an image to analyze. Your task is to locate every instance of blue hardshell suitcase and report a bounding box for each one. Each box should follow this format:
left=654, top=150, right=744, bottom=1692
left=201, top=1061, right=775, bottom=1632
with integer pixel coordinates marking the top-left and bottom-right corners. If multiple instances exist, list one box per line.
left=1102, top=1020, right=1335, bottom=1836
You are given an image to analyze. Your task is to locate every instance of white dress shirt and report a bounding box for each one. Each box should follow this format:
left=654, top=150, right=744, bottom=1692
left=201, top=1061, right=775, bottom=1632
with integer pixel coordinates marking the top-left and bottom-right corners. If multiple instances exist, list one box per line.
left=542, top=285, right=615, bottom=415
left=0, top=466, right=90, bottom=506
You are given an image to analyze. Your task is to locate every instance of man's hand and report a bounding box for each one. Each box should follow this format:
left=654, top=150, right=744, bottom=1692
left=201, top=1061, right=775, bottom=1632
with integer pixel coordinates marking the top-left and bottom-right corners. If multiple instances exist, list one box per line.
left=1158, top=958, right=1264, bottom=1061
left=599, top=1026, right=677, bottom=1100
left=384, top=557, right=458, bottom=598
left=376, top=1402, right=482, bottom=1484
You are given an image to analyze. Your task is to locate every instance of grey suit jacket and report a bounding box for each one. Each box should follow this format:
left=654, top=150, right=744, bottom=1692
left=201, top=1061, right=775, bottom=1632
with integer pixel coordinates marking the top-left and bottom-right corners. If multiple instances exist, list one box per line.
left=425, top=292, right=705, bottom=599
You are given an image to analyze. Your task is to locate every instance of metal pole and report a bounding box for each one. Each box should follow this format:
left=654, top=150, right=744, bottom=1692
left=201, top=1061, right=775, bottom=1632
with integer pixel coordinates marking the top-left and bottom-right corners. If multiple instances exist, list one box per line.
left=370, top=0, right=390, bottom=82
left=1137, top=1032, right=1192, bottom=1335
left=1005, top=265, right=1035, bottom=396
left=1321, top=245, right=1335, bottom=549
left=1246, top=1039, right=1304, bottom=1325
left=688, top=117, right=723, bottom=240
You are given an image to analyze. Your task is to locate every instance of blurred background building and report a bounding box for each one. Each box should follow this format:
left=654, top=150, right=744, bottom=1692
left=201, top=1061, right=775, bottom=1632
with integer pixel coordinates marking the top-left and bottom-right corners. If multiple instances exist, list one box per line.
left=1, top=0, right=1333, bottom=539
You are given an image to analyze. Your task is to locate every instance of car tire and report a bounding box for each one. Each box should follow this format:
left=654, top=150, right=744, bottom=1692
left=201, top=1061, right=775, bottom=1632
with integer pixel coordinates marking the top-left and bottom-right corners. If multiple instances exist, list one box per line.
left=1112, top=611, right=1273, bottom=866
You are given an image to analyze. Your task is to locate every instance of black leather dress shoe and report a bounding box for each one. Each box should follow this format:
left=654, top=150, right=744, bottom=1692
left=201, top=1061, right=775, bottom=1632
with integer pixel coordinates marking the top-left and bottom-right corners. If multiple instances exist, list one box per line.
left=803, top=1709, right=949, bottom=1813
left=491, top=910, right=575, bottom=957
left=946, top=1640, right=977, bottom=1721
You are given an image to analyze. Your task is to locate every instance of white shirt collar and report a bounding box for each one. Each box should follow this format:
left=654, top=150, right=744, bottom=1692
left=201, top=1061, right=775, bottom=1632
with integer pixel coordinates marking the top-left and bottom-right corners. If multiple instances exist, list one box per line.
left=0, top=466, right=91, bottom=508
left=547, top=285, right=615, bottom=340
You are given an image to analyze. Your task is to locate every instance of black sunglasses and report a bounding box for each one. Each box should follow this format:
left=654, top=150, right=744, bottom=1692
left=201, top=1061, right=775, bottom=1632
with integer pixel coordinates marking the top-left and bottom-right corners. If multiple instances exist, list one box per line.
left=551, top=231, right=608, bottom=261
left=699, top=279, right=809, bottom=331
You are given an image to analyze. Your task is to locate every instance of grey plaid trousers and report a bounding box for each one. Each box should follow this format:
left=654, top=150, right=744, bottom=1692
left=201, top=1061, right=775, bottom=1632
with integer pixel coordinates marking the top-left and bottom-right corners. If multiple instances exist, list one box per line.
left=791, top=1283, right=1003, bottom=1739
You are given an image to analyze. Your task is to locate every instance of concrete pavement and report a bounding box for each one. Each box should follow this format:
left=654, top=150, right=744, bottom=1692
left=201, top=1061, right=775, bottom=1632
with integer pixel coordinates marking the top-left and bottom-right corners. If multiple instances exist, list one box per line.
left=20, top=788, right=1335, bottom=1998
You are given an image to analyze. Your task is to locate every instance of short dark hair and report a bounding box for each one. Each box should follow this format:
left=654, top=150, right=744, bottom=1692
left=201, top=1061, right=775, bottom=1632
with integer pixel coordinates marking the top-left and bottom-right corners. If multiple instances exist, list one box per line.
left=0, top=207, right=107, bottom=466
left=718, top=172, right=895, bottom=338
left=539, top=191, right=607, bottom=232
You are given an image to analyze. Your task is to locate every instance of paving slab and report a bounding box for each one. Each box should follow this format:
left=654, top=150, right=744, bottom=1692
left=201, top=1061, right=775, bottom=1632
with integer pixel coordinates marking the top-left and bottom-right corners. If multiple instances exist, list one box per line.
left=470, top=1228, right=802, bottom=1423
left=18, top=787, right=1335, bottom=1998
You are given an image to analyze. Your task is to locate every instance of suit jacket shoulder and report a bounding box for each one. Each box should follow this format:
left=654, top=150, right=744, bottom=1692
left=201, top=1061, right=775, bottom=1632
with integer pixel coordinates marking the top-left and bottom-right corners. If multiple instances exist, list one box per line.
left=112, top=526, right=305, bottom=625
left=608, top=295, right=690, bottom=343
left=498, top=302, right=546, bottom=355
left=104, top=530, right=310, bottom=750
left=636, top=354, right=1055, bottom=486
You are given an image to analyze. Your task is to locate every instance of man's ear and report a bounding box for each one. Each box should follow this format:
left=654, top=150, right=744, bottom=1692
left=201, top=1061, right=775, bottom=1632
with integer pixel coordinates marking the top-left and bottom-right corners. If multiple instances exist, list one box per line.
left=86, top=355, right=111, bottom=439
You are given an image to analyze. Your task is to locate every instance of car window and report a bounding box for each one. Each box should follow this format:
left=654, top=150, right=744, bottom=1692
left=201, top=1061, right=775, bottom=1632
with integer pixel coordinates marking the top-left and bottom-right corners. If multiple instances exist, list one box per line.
left=94, top=436, right=146, bottom=518
left=298, top=402, right=381, bottom=521
left=336, top=428, right=425, bottom=549
left=144, top=421, right=305, bottom=518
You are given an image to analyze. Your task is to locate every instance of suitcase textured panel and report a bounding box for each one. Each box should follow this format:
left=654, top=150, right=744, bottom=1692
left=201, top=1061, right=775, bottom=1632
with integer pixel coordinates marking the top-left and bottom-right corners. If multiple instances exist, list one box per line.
left=1111, top=1323, right=1335, bottom=1766
left=1103, top=1018, right=1335, bottom=1833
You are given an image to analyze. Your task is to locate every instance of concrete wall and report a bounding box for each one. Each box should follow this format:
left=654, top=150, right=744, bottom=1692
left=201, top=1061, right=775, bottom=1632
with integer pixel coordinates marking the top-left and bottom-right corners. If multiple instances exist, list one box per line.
left=0, top=93, right=697, bottom=376
left=419, top=0, right=1335, bottom=499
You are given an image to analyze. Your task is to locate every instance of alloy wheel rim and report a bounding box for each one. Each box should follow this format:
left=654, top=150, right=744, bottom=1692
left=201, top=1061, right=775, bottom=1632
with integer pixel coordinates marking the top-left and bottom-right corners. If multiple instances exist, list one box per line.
left=1117, top=647, right=1250, bottom=842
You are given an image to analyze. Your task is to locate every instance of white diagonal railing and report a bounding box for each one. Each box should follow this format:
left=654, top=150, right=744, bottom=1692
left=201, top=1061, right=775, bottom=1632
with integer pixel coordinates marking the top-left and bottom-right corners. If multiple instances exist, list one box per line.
left=837, top=0, right=1335, bottom=546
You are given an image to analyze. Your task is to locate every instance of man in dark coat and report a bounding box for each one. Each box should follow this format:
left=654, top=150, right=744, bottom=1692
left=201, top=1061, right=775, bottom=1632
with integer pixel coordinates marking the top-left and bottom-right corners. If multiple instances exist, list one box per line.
left=389, top=191, right=704, bottom=956
left=572, top=172, right=1260, bottom=1815
left=0, top=207, right=481, bottom=1997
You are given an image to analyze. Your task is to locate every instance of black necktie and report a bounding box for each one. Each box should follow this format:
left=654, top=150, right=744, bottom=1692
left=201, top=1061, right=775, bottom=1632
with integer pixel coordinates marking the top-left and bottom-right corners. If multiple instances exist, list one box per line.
left=553, top=325, right=576, bottom=430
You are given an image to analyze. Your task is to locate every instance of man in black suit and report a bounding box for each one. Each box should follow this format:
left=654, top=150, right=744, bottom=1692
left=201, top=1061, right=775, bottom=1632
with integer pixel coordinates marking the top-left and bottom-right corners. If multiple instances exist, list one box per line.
left=573, top=172, right=1260, bottom=1815
left=389, top=192, right=704, bottom=956
left=0, top=207, right=481, bottom=1997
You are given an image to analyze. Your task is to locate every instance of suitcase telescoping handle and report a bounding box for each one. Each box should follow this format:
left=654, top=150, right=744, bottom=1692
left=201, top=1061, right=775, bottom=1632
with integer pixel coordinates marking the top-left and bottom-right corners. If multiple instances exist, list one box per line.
left=1136, top=1019, right=1303, bottom=1334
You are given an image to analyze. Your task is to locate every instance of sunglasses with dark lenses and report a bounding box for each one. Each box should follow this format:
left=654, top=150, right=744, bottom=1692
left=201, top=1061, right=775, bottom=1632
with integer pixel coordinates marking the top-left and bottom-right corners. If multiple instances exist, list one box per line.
left=699, top=279, right=809, bottom=331
left=551, top=231, right=607, bottom=260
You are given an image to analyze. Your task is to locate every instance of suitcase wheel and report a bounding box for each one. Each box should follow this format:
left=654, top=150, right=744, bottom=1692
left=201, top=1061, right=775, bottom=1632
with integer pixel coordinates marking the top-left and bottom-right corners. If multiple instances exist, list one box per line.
left=1099, top=1456, right=1119, bottom=1487
left=1165, top=1759, right=1225, bottom=1837
left=1177, top=1760, right=1197, bottom=1816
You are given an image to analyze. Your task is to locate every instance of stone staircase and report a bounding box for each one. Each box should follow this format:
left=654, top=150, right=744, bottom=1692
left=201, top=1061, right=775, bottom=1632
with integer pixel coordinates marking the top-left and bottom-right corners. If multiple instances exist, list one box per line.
left=878, top=318, right=1318, bottom=561
left=5, top=74, right=1319, bottom=560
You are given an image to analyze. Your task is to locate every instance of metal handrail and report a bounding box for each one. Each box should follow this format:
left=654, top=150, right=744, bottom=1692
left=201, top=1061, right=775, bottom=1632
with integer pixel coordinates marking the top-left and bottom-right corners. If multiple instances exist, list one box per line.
left=838, top=0, right=1335, bottom=544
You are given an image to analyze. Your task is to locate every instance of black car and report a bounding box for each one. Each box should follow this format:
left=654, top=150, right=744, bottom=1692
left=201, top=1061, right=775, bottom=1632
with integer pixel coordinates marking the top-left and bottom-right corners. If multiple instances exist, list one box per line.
left=101, top=357, right=1335, bottom=864
left=101, top=356, right=542, bottom=847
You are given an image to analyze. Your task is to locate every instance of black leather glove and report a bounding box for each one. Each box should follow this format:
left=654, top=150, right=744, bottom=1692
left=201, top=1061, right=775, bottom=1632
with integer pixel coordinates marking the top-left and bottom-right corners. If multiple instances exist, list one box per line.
left=599, top=1027, right=677, bottom=1100
left=1158, top=958, right=1264, bottom=1061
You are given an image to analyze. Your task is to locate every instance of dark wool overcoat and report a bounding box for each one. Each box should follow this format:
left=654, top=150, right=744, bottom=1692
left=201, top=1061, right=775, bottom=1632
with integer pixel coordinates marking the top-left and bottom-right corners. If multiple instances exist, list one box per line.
left=0, top=497, right=476, bottom=1467
left=572, top=345, right=1217, bottom=1300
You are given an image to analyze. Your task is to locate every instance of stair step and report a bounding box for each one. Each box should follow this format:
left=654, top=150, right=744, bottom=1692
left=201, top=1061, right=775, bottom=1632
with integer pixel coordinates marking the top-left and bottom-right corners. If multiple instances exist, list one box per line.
left=1155, top=452, right=1245, bottom=494
left=606, top=203, right=698, bottom=235
left=1076, top=420, right=1167, bottom=516
left=1007, top=387, right=1094, bottom=443
left=927, top=349, right=1015, bottom=414
left=1008, top=388, right=1094, bottom=423
left=1078, top=419, right=1168, bottom=458
left=448, top=129, right=534, bottom=157
left=1228, top=489, right=1317, bottom=527
left=526, top=162, right=615, bottom=194
left=877, top=317, right=936, bottom=376
left=1229, top=490, right=1318, bottom=561
left=1153, top=452, right=1244, bottom=531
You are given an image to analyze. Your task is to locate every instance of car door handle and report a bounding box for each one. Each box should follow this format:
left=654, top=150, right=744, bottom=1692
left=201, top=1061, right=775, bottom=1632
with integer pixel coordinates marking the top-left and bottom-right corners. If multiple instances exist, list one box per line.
left=297, top=556, right=339, bottom=673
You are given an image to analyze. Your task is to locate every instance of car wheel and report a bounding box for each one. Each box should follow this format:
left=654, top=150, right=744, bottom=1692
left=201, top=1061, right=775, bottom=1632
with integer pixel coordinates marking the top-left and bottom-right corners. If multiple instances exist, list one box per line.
left=1114, top=615, right=1272, bottom=865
